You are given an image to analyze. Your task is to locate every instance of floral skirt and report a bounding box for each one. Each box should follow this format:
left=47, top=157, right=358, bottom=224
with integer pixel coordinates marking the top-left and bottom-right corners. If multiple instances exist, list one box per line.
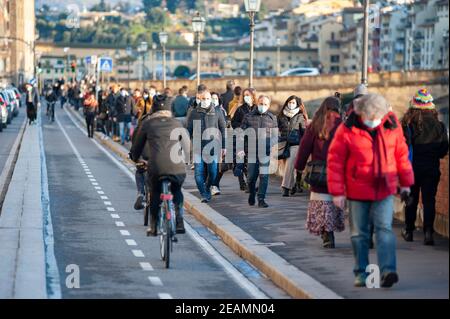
left=306, top=200, right=345, bottom=236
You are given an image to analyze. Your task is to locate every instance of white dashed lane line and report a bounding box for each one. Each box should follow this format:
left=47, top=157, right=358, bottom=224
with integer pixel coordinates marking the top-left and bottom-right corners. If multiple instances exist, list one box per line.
left=148, top=277, right=163, bottom=286
left=56, top=113, right=169, bottom=296
left=140, top=262, right=154, bottom=271
left=132, top=250, right=145, bottom=258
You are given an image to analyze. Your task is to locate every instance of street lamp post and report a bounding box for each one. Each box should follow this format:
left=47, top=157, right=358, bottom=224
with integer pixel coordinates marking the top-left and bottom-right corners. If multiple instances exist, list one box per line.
left=244, top=0, right=261, bottom=88
left=64, top=47, right=70, bottom=82
left=159, top=30, right=169, bottom=88
left=276, top=37, right=281, bottom=76
left=361, top=0, right=370, bottom=85
left=138, top=41, right=148, bottom=88
left=126, top=46, right=132, bottom=88
left=192, top=12, right=206, bottom=86
left=152, top=43, right=157, bottom=81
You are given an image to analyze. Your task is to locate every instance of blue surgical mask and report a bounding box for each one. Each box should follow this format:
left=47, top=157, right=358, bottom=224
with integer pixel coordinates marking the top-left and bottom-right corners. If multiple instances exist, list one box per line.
left=364, top=119, right=382, bottom=128
left=258, top=104, right=269, bottom=114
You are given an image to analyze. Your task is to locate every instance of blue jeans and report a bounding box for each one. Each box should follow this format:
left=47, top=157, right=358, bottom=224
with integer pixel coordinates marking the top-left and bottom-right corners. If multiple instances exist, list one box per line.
left=348, top=196, right=397, bottom=277
left=247, top=160, right=270, bottom=200
left=119, top=121, right=131, bottom=144
left=194, top=154, right=218, bottom=200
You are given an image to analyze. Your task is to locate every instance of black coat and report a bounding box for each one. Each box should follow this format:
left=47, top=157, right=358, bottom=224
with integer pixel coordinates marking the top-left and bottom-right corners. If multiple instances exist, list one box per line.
left=220, top=89, right=234, bottom=114
left=241, top=109, right=278, bottom=157
left=403, top=112, right=448, bottom=172
left=231, top=103, right=254, bottom=129
left=130, top=111, right=188, bottom=178
left=277, top=109, right=307, bottom=146
left=186, top=104, right=226, bottom=152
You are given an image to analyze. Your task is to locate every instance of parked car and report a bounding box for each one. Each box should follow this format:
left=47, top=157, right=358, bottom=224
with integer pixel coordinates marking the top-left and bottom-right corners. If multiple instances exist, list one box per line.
left=0, top=94, right=9, bottom=131
left=280, top=67, right=320, bottom=77
left=4, top=89, right=19, bottom=117
left=0, top=91, right=12, bottom=125
left=188, top=72, right=223, bottom=81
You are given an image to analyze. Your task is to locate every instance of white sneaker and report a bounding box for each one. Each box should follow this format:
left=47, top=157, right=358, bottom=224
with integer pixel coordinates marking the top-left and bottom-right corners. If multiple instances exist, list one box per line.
left=211, top=186, right=221, bottom=196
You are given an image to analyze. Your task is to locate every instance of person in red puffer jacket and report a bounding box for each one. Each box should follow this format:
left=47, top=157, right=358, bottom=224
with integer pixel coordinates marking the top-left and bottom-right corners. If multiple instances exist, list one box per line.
left=327, top=93, right=414, bottom=289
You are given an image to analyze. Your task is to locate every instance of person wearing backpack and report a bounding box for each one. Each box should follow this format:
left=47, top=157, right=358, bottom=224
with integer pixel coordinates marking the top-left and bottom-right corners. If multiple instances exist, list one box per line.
left=401, top=89, right=449, bottom=245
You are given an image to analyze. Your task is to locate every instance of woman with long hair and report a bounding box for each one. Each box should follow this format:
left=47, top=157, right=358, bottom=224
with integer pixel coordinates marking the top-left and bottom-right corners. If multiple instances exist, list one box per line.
left=278, top=95, right=308, bottom=196
left=294, top=96, right=345, bottom=248
left=231, top=88, right=258, bottom=192
left=400, top=89, right=448, bottom=245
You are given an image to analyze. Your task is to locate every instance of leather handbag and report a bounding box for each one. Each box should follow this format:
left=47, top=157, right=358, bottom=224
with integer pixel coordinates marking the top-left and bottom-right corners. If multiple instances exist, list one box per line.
left=304, top=160, right=327, bottom=188
left=278, top=141, right=291, bottom=160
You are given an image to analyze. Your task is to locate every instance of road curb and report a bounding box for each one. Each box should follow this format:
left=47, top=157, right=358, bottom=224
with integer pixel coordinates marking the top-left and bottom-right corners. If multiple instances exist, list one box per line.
left=0, top=117, right=27, bottom=214
left=67, top=106, right=343, bottom=299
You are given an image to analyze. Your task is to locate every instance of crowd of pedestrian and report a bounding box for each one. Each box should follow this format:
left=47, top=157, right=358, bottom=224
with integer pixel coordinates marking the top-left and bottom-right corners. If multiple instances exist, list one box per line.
left=57, top=75, right=447, bottom=289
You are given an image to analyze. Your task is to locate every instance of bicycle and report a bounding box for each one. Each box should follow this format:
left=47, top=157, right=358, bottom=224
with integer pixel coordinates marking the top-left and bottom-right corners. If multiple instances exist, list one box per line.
left=137, top=160, right=177, bottom=268
left=157, top=177, right=178, bottom=269
left=46, top=101, right=55, bottom=122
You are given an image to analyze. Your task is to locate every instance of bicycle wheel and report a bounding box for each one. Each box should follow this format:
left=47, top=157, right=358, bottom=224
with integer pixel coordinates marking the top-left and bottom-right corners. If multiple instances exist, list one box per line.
left=159, top=205, right=167, bottom=261
left=164, top=217, right=171, bottom=269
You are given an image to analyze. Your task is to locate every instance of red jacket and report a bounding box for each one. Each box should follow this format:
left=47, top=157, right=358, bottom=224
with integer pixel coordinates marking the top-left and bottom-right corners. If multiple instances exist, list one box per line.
left=327, top=111, right=414, bottom=201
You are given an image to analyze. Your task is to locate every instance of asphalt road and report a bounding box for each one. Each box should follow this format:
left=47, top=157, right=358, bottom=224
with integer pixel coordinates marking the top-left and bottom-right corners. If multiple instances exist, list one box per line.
left=42, top=103, right=287, bottom=299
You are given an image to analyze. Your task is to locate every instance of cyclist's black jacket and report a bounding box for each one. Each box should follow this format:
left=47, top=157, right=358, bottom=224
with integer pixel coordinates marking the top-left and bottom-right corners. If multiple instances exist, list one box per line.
left=130, top=110, right=188, bottom=178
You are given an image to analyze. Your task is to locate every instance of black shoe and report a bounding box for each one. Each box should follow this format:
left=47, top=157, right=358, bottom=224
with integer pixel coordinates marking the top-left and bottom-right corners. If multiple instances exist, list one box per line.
left=290, top=185, right=300, bottom=195
left=239, top=181, right=247, bottom=191
left=322, top=232, right=335, bottom=248
left=282, top=187, right=290, bottom=197
left=201, top=197, right=210, bottom=203
left=248, top=194, right=256, bottom=206
left=380, top=272, right=399, bottom=288
left=401, top=228, right=413, bottom=242
left=176, top=217, right=186, bottom=234
left=424, top=229, right=435, bottom=246
left=134, top=194, right=145, bottom=210
left=258, top=199, right=269, bottom=208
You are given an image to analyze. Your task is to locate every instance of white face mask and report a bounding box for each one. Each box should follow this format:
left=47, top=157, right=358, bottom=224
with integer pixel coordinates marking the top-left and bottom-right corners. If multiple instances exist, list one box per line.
left=258, top=104, right=269, bottom=114
left=149, top=91, right=156, bottom=98
left=196, top=98, right=201, bottom=105
left=120, top=91, right=127, bottom=97
left=27, top=86, right=32, bottom=91
left=212, top=98, right=219, bottom=107
left=288, top=102, right=298, bottom=110
left=244, top=96, right=253, bottom=105
left=201, top=99, right=211, bottom=109
left=364, top=119, right=382, bottom=128
left=143, top=94, right=149, bottom=99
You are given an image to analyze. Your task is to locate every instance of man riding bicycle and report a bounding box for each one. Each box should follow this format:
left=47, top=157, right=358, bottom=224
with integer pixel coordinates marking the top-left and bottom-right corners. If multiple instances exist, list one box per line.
left=45, top=86, right=58, bottom=122
left=130, top=95, right=189, bottom=236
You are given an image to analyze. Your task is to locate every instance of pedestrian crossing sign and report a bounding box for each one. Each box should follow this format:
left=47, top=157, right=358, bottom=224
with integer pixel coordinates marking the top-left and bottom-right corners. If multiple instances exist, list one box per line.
left=99, top=57, right=113, bottom=73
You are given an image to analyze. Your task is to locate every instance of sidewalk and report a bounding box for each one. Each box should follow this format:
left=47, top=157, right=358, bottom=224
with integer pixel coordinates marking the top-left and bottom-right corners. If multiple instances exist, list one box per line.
left=183, top=172, right=449, bottom=299
left=69, top=106, right=449, bottom=299
left=0, top=121, right=47, bottom=299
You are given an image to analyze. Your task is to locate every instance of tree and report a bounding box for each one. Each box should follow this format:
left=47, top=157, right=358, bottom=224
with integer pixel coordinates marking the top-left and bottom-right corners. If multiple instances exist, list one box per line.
left=167, top=0, right=180, bottom=14
left=90, top=0, right=110, bottom=12
left=142, top=0, right=162, bottom=10
left=184, top=0, right=196, bottom=10
left=173, top=65, right=191, bottom=78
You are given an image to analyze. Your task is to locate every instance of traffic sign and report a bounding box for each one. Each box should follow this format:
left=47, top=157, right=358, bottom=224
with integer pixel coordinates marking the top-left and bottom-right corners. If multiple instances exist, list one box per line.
left=85, top=56, right=91, bottom=65
left=98, top=57, right=113, bottom=73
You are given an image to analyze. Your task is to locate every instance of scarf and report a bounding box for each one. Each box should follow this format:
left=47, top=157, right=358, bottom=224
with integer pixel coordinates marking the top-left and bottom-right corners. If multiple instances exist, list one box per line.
left=283, top=107, right=300, bottom=118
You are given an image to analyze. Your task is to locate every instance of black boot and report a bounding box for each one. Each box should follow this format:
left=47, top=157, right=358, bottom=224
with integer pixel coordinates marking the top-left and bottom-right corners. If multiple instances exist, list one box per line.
left=401, top=228, right=413, bottom=242
left=134, top=194, right=145, bottom=210
left=248, top=193, right=256, bottom=206
left=146, top=215, right=157, bottom=237
left=282, top=187, right=290, bottom=197
left=175, top=208, right=186, bottom=234
left=322, top=231, right=335, bottom=248
left=424, top=228, right=435, bottom=246
left=258, top=199, right=269, bottom=208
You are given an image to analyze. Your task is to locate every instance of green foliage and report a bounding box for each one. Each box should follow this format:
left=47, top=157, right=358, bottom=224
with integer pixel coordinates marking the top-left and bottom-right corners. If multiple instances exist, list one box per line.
left=173, top=65, right=191, bottom=78
left=142, top=0, right=162, bottom=9
left=167, top=0, right=181, bottom=14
